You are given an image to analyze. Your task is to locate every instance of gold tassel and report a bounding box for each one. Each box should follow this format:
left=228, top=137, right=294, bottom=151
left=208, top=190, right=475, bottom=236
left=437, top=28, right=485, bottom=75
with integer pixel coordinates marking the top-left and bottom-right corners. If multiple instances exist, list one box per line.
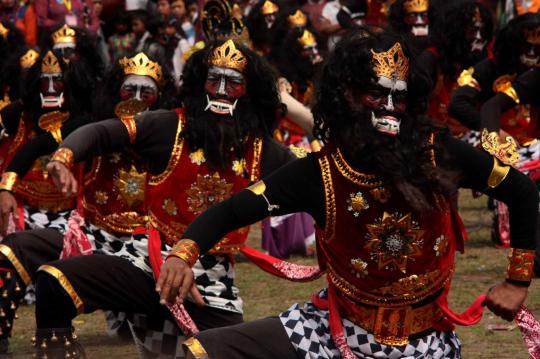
left=5, top=272, right=11, bottom=280
left=40, top=340, right=48, bottom=349
left=10, top=301, right=16, bottom=310
left=2, top=290, right=8, bottom=298
left=51, top=332, right=58, bottom=342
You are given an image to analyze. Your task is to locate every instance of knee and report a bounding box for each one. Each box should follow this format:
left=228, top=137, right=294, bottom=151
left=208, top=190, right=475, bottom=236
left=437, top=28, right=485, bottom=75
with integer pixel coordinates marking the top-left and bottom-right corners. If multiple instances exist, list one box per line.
left=35, top=269, right=68, bottom=305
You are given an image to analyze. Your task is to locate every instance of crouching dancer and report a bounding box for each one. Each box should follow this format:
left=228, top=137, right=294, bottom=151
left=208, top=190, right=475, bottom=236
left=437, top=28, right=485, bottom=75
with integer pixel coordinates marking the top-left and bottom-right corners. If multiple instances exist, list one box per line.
left=158, top=30, right=539, bottom=359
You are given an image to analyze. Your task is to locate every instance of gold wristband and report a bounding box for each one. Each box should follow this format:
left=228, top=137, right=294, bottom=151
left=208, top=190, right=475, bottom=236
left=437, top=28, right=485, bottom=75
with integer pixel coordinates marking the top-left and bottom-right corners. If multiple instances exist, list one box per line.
left=167, top=239, right=200, bottom=268
left=50, top=148, right=74, bottom=169
left=487, top=157, right=510, bottom=189
left=507, top=248, right=535, bottom=282
left=0, top=172, right=18, bottom=191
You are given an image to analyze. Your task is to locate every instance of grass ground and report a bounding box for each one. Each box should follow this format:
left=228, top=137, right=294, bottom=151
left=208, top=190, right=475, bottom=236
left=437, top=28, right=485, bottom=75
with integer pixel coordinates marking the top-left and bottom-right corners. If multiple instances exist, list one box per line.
left=7, top=191, right=539, bottom=358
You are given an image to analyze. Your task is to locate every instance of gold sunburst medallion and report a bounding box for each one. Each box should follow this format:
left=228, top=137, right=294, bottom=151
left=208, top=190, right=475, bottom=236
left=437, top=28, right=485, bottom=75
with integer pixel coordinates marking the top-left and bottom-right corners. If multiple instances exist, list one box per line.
left=113, top=165, right=146, bottom=206
left=186, top=173, right=234, bottom=214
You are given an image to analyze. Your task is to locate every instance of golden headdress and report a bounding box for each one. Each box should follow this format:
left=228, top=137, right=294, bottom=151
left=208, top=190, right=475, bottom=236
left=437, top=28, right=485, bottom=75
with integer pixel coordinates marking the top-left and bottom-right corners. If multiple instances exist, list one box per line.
left=403, top=0, right=428, bottom=13
left=20, top=49, right=40, bottom=70
left=209, top=40, right=247, bottom=73
left=52, top=24, right=77, bottom=45
left=0, top=23, right=8, bottom=39
left=41, top=51, right=62, bottom=74
left=261, top=0, right=279, bottom=15
left=525, top=25, right=540, bottom=45
left=298, top=30, right=316, bottom=47
left=371, top=43, right=409, bottom=81
left=119, top=53, right=163, bottom=84
left=288, top=9, right=307, bottom=27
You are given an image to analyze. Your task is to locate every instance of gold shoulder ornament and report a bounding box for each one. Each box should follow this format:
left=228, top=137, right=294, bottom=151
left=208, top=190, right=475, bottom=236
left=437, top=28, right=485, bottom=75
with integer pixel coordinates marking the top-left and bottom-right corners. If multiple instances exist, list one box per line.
left=493, top=74, right=519, bottom=104
left=114, top=99, right=147, bottom=144
left=481, top=128, right=519, bottom=166
left=457, top=67, right=481, bottom=91
left=38, top=111, right=70, bottom=144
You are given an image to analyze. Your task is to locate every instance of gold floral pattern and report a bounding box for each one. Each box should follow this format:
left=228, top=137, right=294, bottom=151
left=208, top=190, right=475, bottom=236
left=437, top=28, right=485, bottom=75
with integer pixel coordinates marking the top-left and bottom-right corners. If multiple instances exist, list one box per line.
left=186, top=173, right=233, bottom=214
left=374, top=271, right=440, bottom=296
left=189, top=149, right=206, bottom=165
left=95, top=191, right=109, bottom=205
left=162, top=198, right=178, bottom=216
left=113, top=165, right=146, bottom=206
left=232, top=159, right=246, bottom=176
left=347, top=191, right=369, bottom=217
left=350, top=258, right=368, bottom=278
left=370, top=187, right=391, bottom=203
left=433, top=235, right=447, bottom=257
left=364, top=212, right=424, bottom=273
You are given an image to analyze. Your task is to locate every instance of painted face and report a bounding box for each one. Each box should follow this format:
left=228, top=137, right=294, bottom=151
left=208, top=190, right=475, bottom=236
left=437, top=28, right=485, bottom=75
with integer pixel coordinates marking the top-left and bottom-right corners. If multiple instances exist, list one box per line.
left=52, top=42, right=77, bottom=60
left=204, top=66, right=246, bottom=116
left=520, top=35, right=540, bottom=68
left=120, top=74, right=159, bottom=108
left=39, top=73, right=65, bottom=108
left=465, top=18, right=486, bottom=53
left=359, top=76, right=407, bottom=136
left=404, top=11, right=429, bottom=37
left=264, top=13, right=277, bottom=28
left=301, top=44, right=323, bottom=65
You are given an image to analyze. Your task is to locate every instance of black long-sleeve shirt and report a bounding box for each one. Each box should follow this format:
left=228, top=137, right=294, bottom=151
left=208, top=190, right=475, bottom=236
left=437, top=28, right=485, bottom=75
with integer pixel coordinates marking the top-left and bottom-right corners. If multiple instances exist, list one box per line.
left=480, top=68, right=540, bottom=132
left=182, top=134, right=539, bottom=254
left=60, top=109, right=295, bottom=179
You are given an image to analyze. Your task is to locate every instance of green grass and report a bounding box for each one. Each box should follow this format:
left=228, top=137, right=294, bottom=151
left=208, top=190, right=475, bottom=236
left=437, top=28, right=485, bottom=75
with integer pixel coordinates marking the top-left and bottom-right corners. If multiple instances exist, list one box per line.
left=7, top=191, right=539, bottom=358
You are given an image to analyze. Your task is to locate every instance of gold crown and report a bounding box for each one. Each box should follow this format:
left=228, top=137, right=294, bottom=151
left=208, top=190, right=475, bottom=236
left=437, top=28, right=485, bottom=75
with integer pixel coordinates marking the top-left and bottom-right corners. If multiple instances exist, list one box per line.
left=41, top=51, right=62, bottom=74
left=119, top=52, right=163, bottom=83
left=0, top=23, right=8, bottom=39
left=20, top=49, right=40, bottom=69
left=209, top=40, right=247, bottom=72
left=403, top=0, right=428, bottom=13
left=51, top=24, right=77, bottom=45
left=261, top=0, right=279, bottom=15
left=371, top=42, right=409, bottom=81
left=298, top=30, right=316, bottom=47
left=525, top=25, right=540, bottom=45
left=288, top=9, right=307, bottom=26
left=472, top=6, right=481, bottom=23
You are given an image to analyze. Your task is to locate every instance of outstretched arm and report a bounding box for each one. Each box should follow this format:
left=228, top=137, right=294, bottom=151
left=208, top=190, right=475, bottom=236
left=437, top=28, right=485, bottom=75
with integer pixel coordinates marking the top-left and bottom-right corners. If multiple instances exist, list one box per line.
left=157, top=154, right=325, bottom=304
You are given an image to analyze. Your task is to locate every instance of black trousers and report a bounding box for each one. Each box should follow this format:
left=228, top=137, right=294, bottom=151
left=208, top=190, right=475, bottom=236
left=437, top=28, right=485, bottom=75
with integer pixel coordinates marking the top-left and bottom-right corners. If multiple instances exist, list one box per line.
left=192, top=317, right=298, bottom=359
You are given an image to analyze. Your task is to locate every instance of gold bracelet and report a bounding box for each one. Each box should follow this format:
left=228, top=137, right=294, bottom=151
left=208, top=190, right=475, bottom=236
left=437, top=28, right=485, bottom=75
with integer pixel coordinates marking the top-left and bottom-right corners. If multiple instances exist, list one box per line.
left=167, top=239, right=200, bottom=268
left=0, top=172, right=18, bottom=191
left=50, top=148, right=74, bottom=169
left=507, top=248, right=535, bottom=282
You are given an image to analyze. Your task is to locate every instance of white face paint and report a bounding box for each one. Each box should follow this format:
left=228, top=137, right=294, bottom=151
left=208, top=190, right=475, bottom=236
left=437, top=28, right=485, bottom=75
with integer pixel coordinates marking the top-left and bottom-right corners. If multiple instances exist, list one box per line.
left=369, top=76, right=407, bottom=136
left=470, top=21, right=487, bottom=52
left=40, top=73, right=65, bottom=108
left=204, top=66, right=246, bottom=116
left=52, top=42, right=77, bottom=58
left=412, top=16, right=429, bottom=37
left=520, top=44, right=539, bottom=68
left=120, top=74, right=159, bottom=105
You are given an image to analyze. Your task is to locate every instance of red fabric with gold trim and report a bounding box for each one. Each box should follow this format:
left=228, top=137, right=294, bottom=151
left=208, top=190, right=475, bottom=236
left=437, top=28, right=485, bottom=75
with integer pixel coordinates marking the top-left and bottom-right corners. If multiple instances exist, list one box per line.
left=146, top=108, right=263, bottom=250
left=0, top=114, right=30, bottom=174
left=499, top=105, right=540, bottom=145
left=81, top=149, right=148, bottom=236
left=314, top=143, right=458, bottom=310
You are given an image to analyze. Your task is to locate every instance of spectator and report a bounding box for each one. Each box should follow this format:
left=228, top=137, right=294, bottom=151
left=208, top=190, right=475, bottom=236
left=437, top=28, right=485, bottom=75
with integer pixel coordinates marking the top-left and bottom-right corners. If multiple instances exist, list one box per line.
left=157, top=0, right=171, bottom=18
left=108, top=12, right=135, bottom=63
left=34, top=0, right=99, bottom=33
left=92, top=0, right=110, bottom=68
left=171, top=0, right=195, bottom=44
left=0, top=0, right=37, bottom=46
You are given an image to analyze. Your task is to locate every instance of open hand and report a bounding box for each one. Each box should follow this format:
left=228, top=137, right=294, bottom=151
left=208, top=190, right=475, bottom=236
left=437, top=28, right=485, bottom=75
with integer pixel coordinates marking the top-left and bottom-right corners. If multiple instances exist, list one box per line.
left=156, top=257, right=205, bottom=307
left=46, top=161, right=78, bottom=197
left=485, top=281, right=528, bottom=321
left=0, top=191, right=18, bottom=236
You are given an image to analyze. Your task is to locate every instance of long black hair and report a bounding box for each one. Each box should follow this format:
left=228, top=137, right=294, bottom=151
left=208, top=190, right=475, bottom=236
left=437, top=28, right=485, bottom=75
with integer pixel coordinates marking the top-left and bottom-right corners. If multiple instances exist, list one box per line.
left=313, top=29, right=457, bottom=210
left=178, top=40, right=283, bottom=170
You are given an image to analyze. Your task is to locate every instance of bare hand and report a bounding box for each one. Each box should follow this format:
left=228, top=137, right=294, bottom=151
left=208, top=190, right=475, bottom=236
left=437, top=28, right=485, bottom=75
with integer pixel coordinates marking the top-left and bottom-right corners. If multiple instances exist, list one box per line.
left=156, top=257, right=205, bottom=307
left=485, top=281, right=528, bottom=321
left=0, top=191, right=18, bottom=236
left=46, top=161, right=78, bottom=197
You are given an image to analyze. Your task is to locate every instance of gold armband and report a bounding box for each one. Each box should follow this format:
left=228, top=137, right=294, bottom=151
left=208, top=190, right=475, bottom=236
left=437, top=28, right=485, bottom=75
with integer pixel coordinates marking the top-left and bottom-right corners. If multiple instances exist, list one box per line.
left=120, top=116, right=137, bottom=144
left=487, top=157, right=510, bottom=189
left=289, top=145, right=308, bottom=159
left=50, top=148, right=74, bottom=169
left=183, top=337, right=209, bottom=359
left=166, top=239, right=200, bottom=268
left=493, top=75, right=520, bottom=104
left=481, top=129, right=519, bottom=166
left=507, top=248, right=535, bottom=282
left=0, top=172, right=18, bottom=191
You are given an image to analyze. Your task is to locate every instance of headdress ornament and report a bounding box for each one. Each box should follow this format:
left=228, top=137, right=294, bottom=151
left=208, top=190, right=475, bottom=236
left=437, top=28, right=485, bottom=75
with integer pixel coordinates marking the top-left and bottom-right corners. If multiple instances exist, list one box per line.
left=371, top=42, right=409, bottom=81
left=119, top=52, right=163, bottom=84
left=0, top=23, right=8, bottom=39
left=209, top=40, right=247, bottom=73
left=261, top=0, right=279, bottom=15
left=403, top=0, right=428, bottom=13
left=41, top=51, right=62, bottom=74
left=472, top=6, right=482, bottom=23
left=201, top=0, right=249, bottom=44
left=51, top=24, right=77, bottom=45
left=20, top=49, right=40, bottom=70
left=298, top=30, right=316, bottom=47
left=524, top=25, right=540, bottom=45
left=288, top=9, right=307, bottom=27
